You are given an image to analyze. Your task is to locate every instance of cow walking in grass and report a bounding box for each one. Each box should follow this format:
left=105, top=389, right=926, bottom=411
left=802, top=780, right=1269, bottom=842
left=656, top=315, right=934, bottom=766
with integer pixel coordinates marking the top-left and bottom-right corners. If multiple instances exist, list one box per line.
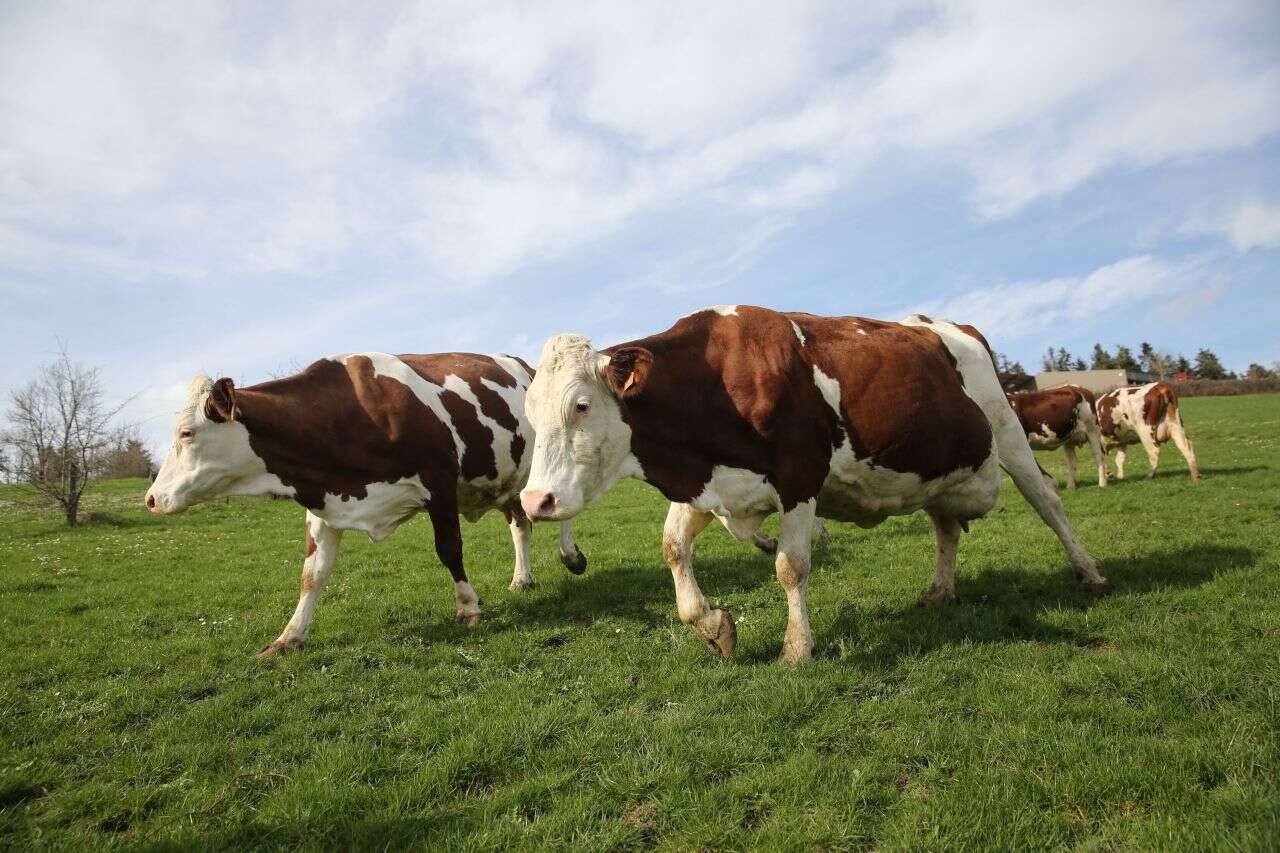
left=1097, top=381, right=1200, bottom=481
left=519, top=306, right=1109, bottom=663
left=1007, top=385, right=1108, bottom=490
left=145, top=353, right=587, bottom=657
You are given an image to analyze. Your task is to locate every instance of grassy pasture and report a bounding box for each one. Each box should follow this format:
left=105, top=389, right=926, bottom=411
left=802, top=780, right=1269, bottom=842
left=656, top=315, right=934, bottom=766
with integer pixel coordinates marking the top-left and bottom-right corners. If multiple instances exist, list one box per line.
left=2, top=394, right=1278, bottom=850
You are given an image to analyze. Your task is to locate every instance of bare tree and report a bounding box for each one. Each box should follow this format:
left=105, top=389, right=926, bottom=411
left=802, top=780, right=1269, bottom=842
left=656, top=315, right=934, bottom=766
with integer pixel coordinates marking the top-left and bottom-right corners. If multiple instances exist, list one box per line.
left=4, top=349, right=133, bottom=526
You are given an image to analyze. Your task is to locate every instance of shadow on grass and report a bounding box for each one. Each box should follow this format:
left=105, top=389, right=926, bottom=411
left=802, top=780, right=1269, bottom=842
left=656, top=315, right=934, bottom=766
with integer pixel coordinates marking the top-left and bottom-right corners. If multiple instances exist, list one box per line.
left=1107, top=464, right=1266, bottom=483
left=399, top=540, right=1256, bottom=665
left=819, top=543, right=1258, bottom=670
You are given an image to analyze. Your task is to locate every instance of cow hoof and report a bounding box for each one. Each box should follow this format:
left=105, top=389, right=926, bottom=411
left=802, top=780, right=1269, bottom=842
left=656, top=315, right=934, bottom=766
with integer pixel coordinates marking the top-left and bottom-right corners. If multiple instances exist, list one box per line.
left=753, top=536, right=778, bottom=556
left=1081, top=577, right=1114, bottom=595
left=256, top=637, right=303, bottom=659
left=777, top=642, right=814, bottom=664
left=693, top=609, right=737, bottom=658
left=560, top=546, right=588, bottom=575
left=455, top=612, right=482, bottom=627
left=508, top=577, right=536, bottom=592
left=917, top=587, right=957, bottom=607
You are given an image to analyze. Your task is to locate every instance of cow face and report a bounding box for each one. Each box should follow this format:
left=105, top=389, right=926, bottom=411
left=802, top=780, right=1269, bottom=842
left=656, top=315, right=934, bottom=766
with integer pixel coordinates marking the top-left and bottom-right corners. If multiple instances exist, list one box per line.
left=145, top=376, right=267, bottom=514
left=520, top=334, right=648, bottom=520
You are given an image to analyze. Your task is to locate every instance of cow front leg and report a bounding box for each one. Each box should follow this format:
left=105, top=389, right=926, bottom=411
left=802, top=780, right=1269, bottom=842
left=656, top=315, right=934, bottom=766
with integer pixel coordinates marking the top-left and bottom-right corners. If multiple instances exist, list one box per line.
left=1062, top=444, right=1078, bottom=490
left=558, top=522, right=587, bottom=574
left=1115, top=448, right=1127, bottom=480
left=662, top=502, right=735, bottom=657
left=505, top=505, right=535, bottom=591
left=919, top=511, right=961, bottom=606
left=775, top=499, right=817, bottom=663
left=259, top=511, right=343, bottom=658
left=1087, top=428, right=1108, bottom=488
left=427, top=499, right=480, bottom=626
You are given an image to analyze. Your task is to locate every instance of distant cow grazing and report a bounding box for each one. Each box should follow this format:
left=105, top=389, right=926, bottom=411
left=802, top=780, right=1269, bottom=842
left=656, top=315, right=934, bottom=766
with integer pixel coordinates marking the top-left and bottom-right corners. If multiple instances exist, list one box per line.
left=520, top=306, right=1108, bottom=663
left=1096, top=381, right=1200, bottom=481
left=1007, top=385, right=1108, bottom=490
left=145, top=353, right=586, bottom=657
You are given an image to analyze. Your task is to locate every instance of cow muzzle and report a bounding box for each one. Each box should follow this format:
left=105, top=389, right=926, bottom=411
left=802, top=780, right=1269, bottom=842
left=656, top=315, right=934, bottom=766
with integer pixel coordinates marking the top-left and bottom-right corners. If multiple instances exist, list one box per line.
left=520, top=489, right=572, bottom=521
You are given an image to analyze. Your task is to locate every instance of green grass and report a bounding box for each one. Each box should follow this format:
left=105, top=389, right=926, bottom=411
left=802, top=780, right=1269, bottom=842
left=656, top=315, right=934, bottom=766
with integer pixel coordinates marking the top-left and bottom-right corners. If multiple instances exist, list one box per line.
left=2, top=395, right=1279, bottom=850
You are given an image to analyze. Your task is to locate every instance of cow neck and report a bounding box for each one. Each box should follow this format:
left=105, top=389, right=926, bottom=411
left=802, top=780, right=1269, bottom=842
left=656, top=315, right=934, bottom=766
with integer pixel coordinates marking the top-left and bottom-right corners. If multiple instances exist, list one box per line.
left=610, top=326, right=752, bottom=504
left=231, top=382, right=333, bottom=469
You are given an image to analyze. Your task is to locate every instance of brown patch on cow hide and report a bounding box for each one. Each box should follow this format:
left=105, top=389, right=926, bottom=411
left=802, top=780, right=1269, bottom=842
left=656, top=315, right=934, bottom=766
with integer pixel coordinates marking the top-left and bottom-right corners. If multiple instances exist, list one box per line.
left=1096, top=392, right=1120, bottom=437
left=1142, top=382, right=1177, bottom=426
left=602, top=307, right=992, bottom=515
left=1007, top=386, right=1088, bottom=442
left=304, top=526, right=317, bottom=558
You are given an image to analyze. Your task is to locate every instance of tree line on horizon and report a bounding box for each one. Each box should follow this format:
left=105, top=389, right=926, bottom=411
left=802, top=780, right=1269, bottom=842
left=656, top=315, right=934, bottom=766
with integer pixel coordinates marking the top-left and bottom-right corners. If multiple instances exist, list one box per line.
left=993, top=343, right=1277, bottom=382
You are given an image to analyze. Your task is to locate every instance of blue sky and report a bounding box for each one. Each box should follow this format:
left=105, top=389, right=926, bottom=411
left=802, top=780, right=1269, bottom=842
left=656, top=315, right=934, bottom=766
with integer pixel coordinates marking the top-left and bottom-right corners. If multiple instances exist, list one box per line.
left=3, top=1, right=1279, bottom=455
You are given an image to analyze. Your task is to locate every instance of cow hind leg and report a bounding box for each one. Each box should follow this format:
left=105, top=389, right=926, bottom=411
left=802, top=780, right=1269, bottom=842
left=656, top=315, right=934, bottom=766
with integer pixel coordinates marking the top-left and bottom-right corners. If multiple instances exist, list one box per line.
left=1115, top=448, right=1127, bottom=480
left=505, top=505, right=535, bottom=591
left=1063, top=444, right=1078, bottom=491
left=1167, top=416, right=1201, bottom=481
left=662, top=502, right=735, bottom=657
left=775, top=499, right=817, bottom=663
left=992, top=412, right=1112, bottom=594
left=427, top=498, right=480, bottom=626
left=259, top=511, right=344, bottom=659
left=919, top=511, right=962, bottom=606
left=558, top=522, right=588, bottom=574
left=1138, top=428, right=1161, bottom=479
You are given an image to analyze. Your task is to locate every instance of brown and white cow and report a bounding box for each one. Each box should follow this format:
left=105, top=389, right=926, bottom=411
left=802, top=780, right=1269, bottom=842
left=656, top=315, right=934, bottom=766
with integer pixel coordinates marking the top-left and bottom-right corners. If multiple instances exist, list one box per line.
left=145, top=352, right=587, bottom=657
left=1007, top=385, right=1108, bottom=490
left=519, top=306, right=1108, bottom=663
left=1096, top=381, right=1200, bottom=481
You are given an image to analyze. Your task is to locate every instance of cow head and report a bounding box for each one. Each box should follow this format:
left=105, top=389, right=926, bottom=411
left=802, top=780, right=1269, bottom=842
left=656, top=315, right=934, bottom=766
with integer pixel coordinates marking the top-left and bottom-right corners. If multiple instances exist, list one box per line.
left=520, top=334, right=649, bottom=520
left=145, top=375, right=270, bottom=514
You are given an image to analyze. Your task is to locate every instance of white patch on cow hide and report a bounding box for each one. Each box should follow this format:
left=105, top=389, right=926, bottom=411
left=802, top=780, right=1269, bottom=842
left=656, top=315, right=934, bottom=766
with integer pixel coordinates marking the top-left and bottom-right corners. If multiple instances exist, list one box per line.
left=689, top=465, right=781, bottom=537
left=790, top=320, right=807, bottom=346
left=683, top=304, right=740, bottom=319
left=812, top=365, right=843, bottom=415
left=317, top=475, right=431, bottom=541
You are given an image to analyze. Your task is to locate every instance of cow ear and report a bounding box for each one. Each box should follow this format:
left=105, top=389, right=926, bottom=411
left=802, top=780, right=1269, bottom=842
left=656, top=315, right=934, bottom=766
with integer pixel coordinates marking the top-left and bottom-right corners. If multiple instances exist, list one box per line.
left=602, top=347, right=653, bottom=399
left=204, top=377, right=237, bottom=422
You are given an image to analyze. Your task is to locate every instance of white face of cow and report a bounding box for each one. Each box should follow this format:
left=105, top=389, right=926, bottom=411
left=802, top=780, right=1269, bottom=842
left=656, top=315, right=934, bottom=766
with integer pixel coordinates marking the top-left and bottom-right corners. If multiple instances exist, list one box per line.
left=145, top=376, right=268, bottom=514
left=520, top=334, right=648, bottom=520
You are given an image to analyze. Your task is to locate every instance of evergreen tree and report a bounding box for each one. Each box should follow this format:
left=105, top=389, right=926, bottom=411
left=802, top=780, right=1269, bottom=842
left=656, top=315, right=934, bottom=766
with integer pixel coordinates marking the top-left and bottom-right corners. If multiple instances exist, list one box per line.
left=1113, top=345, right=1140, bottom=371
left=1073, top=357, right=1088, bottom=371
left=1174, top=355, right=1191, bottom=374
left=1090, top=344, right=1114, bottom=370
left=1193, top=348, right=1230, bottom=380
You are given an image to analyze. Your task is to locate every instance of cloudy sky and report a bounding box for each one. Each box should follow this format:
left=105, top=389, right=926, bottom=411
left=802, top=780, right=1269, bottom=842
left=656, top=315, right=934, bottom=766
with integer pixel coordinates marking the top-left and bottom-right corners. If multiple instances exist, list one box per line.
left=3, top=0, right=1279, bottom=454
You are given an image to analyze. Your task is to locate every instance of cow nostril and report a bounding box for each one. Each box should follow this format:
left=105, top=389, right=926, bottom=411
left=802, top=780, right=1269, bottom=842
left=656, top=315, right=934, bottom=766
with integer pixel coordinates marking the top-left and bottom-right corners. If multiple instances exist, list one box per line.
left=538, top=493, right=556, bottom=515
left=145, top=494, right=156, bottom=510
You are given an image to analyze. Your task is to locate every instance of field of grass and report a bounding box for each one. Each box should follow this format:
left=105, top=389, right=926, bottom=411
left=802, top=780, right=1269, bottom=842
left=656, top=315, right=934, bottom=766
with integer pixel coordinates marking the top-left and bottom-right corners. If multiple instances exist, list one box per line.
left=2, top=394, right=1278, bottom=850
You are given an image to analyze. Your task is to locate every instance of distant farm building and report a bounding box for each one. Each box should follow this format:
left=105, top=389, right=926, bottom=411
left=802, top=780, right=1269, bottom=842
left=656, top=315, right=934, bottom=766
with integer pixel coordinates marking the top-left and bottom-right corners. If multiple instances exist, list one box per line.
left=1034, top=369, right=1155, bottom=394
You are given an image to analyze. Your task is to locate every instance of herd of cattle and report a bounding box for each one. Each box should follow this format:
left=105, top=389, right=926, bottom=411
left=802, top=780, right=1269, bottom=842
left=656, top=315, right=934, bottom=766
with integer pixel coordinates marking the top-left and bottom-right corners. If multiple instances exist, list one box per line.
left=143, top=306, right=1200, bottom=662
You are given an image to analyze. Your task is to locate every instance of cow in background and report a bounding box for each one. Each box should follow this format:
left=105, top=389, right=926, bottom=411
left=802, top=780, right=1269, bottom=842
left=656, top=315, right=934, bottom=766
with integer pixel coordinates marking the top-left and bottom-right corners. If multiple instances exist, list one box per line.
left=145, top=353, right=587, bottom=657
left=520, top=306, right=1108, bottom=663
left=1096, top=381, right=1200, bottom=481
left=1007, top=385, right=1108, bottom=490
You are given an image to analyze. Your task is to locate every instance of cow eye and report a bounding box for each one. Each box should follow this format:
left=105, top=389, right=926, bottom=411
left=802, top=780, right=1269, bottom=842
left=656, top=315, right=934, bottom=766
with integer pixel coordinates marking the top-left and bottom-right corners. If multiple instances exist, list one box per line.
left=179, top=429, right=194, bottom=440
left=575, top=399, right=590, bottom=415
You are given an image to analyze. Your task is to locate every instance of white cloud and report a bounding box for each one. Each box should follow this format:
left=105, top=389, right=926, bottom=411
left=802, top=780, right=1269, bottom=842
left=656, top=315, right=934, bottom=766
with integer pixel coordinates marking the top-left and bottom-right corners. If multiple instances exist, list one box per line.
left=1, top=0, right=1276, bottom=298
left=1182, top=200, right=1280, bottom=252
left=903, top=254, right=1205, bottom=339
left=1223, top=202, right=1280, bottom=251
